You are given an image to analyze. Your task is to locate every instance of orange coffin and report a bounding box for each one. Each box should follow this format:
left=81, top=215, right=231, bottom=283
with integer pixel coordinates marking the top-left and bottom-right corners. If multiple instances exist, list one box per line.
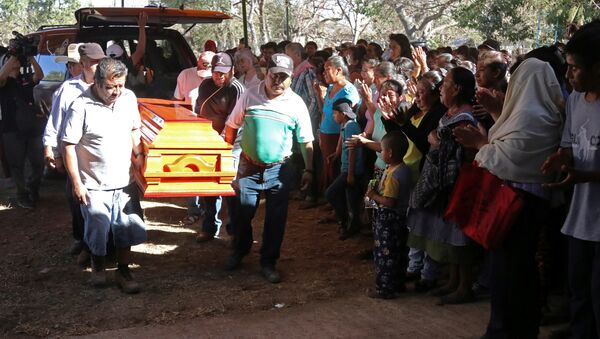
left=135, top=98, right=236, bottom=198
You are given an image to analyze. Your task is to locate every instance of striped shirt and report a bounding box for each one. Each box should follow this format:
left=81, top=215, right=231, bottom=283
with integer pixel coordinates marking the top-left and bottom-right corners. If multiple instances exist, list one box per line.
left=226, top=82, right=314, bottom=164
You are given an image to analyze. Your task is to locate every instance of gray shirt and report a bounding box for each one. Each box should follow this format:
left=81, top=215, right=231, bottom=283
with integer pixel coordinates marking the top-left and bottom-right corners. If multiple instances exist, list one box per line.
left=61, top=87, right=141, bottom=190
left=560, top=91, right=600, bottom=241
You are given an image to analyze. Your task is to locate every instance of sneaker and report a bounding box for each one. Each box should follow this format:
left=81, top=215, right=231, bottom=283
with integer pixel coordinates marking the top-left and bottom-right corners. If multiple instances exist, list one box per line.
left=77, top=249, right=91, bottom=267
left=260, top=266, right=281, bottom=284
left=115, top=268, right=141, bottom=294
left=224, top=254, right=243, bottom=271
left=90, top=269, right=107, bottom=287
left=16, top=196, right=34, bottom=209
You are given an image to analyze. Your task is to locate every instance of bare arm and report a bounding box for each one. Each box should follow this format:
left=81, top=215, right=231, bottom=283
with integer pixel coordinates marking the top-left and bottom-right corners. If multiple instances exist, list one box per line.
left=131, top=12, right=148, bottom=67
left=29, top=57, right=44, bottom=84
left=64, top=143, right=89, bottom=205
left=131, top=127, right=145, bottom=170
left=299, top=141, right=314, bottom=191
left=224, top=126, right=238, bottom=145
left=0, top=56, right=19, bottom=88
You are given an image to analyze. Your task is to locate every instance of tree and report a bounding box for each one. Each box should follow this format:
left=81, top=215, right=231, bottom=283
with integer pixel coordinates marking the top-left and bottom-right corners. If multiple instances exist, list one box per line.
left=0, top=0, right=80, bottom=44
left=385, top=0, right=461, bottom=41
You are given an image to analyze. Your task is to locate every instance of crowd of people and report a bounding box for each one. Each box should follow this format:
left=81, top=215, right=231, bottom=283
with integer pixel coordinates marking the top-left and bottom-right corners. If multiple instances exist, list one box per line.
left=0, top=16, right=599, bottom=339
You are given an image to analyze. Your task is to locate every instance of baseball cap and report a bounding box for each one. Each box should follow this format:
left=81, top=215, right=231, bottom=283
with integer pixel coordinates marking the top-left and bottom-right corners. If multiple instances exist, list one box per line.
left=478, top=39, right=501, bottom=51
left=332, top=98, right=356, bottom=119
left=78, top=43, right=107, bottom=60
left=197, top=51, right=215, bottom=77
left=106, top=44, right=124, bottom=58
left=211, top=52, right=233, bottom=73
left=55, top=43, right=82, bottom=63
left=204, top=39, right=217, bottom=53
left=267, top=53, right=293, bottom=76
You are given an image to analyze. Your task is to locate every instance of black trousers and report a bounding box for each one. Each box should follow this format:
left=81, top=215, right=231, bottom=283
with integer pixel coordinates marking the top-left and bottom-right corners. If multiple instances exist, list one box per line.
left=568, top=236, right=600, bottom=339
left=65, top=176, right=85, bottom=242
left=485, top=192, right=549, bottom=339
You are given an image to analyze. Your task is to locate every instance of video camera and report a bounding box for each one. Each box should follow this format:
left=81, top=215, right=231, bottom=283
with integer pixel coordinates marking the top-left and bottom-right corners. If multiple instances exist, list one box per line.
left=8, top=31, right=39, bottom=66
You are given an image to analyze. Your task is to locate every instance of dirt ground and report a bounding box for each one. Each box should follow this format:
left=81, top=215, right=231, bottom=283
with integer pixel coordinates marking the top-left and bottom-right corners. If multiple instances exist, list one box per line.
left=0, top=176, right=377, bottom=337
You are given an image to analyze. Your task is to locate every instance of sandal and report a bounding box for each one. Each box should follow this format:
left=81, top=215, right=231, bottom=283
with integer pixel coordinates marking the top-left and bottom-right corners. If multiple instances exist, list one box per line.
left=182, top=215, right=200, bottom=225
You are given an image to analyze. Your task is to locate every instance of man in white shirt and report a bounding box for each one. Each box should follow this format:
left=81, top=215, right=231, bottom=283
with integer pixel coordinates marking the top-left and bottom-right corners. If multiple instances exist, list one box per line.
left=173, top=51, right=214, bottom=113
left=42, top=43, right=106, bottom=257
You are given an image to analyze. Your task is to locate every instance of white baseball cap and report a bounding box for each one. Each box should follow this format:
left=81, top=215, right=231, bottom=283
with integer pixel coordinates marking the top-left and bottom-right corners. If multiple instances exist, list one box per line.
left=55, top=43, right=82, bottom=63
left=106, top=44, right=124, bottom=58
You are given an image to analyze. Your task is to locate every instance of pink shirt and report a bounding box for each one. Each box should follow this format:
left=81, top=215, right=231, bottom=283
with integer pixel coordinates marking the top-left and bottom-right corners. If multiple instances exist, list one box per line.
left=293, top=59, right=314, bottom=78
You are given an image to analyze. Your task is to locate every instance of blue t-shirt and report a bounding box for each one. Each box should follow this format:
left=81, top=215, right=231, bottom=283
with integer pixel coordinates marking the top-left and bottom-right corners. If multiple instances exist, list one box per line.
left=320, top=82, right=361, bottom=134
left=340, top=119, right=364, bottom=175
left=560, top=91, right=600, bottom=242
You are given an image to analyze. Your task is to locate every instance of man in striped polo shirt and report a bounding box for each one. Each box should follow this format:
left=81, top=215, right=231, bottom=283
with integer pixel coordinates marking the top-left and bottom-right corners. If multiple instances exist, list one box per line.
left=224, top=53, right=314, bottom=283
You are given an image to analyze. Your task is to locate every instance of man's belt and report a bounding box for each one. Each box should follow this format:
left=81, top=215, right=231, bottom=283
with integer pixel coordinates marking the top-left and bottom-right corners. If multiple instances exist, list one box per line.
left=241, top=152, right=289, bottom=168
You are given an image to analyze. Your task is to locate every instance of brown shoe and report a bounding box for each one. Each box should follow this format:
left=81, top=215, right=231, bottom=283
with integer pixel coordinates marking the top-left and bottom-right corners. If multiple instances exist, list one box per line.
left=195, top=231, right=214, bottom=243
left=77, top=249, right=91, bottom=267
left=115, top=268, right=140, bottom=294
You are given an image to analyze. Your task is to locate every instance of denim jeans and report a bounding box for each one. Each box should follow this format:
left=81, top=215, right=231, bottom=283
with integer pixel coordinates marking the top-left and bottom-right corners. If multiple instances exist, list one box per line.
left=325, top=172, right=362, bottom=231
left=232, top=156, right=294, bottom=268
left=407, top=247, right=440, bottom=281
left=186, top=196, right=204, bottom=218
left=202, top=196, right=222, bottom=236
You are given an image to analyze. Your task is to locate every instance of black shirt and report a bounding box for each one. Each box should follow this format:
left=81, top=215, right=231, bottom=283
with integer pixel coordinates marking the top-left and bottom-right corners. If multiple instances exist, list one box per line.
left=194, top=77, right=245, bottom=134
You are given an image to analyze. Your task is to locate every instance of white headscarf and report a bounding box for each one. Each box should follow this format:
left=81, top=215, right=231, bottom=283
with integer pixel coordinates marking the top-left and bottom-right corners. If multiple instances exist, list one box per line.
left=475, top=58, right=564, bottom=183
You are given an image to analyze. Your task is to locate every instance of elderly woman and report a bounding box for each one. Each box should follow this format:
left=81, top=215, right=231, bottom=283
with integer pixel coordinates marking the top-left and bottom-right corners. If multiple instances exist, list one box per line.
left=406, top=67, right=479, bottom=305
left=380, top=71, right=447, bottom=291
left=454, top=58, right=564, bottom=338
left=317, top=55, right=361, bottom=194
left=474, top=51, right=508, bottom=130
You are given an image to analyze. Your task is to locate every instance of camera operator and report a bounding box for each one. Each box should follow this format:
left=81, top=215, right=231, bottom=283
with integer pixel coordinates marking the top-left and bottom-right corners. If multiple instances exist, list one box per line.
left=0, top=53, right=45, bottom=208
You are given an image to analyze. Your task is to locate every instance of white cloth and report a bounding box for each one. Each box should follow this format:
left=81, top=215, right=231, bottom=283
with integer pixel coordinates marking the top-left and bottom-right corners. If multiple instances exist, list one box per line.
left=61, top=88, right=141, bottom=190
left=43, top=75, right=90, bottom=150
left=475, top=58, right=564, bottom=183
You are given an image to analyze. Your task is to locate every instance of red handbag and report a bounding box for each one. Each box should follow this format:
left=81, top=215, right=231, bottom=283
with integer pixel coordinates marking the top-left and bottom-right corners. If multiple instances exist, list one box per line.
left=444, top=162, right=524, bottom=250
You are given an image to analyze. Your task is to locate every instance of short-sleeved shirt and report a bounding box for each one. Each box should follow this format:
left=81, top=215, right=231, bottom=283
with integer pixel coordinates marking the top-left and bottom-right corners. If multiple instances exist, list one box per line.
left=560, top=91, right=600, bottom=242
left=319, top=82, right=361, bottom=134
left=61, top=87, right=141, bottom=190
left=377, top=163, right=412, bottom=213
left=195, top=77, right=244, bottom=134
left=173, top=67, right=207, bottom=105
left=341, top=119, right=364, bottom=175
left=226, top=82, right=314, bottom=164
left=43, top=75, right=90, bottom=150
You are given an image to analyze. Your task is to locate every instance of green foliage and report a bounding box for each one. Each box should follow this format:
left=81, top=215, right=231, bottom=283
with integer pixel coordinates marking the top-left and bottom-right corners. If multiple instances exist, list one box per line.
left=0, top=0, right=80, bottom=44
left=453, top=0, right=532, bottom=41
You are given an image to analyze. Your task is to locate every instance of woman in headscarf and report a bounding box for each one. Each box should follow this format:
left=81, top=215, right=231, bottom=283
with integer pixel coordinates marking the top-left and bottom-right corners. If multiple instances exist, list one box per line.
left=454, top=58, right=564, bottom=338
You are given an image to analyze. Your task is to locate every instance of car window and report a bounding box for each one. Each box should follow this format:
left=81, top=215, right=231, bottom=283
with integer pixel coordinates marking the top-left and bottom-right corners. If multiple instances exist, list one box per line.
left=36, top=55, right=66, bottom=82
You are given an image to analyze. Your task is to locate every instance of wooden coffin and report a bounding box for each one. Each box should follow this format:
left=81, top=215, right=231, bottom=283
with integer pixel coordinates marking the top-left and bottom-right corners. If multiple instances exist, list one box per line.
left=134, top=98, right=236, bottom=198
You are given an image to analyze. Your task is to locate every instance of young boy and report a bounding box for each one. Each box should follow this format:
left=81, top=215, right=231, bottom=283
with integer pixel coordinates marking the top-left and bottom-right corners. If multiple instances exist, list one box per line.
left=325, top=98, right=364, bottom=240
left=366, top=131, right=411, bottom=299
left=542, top=20, right=600, bottom=338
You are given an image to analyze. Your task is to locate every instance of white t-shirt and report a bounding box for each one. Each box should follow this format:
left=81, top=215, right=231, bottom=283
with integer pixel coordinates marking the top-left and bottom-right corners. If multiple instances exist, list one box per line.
left=560, top=91, right=600, bottom=241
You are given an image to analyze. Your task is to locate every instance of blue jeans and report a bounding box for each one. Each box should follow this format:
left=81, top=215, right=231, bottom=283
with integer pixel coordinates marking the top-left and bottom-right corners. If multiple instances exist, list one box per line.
left=232, top=157, right=294, bottom=268
left=187, top=196, right=204, bottom=218
left=407, top=247, right=440, bottom=281
left=325, top=172, right=362, bottom=231
left=202, top=196, right=222, bottom=236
